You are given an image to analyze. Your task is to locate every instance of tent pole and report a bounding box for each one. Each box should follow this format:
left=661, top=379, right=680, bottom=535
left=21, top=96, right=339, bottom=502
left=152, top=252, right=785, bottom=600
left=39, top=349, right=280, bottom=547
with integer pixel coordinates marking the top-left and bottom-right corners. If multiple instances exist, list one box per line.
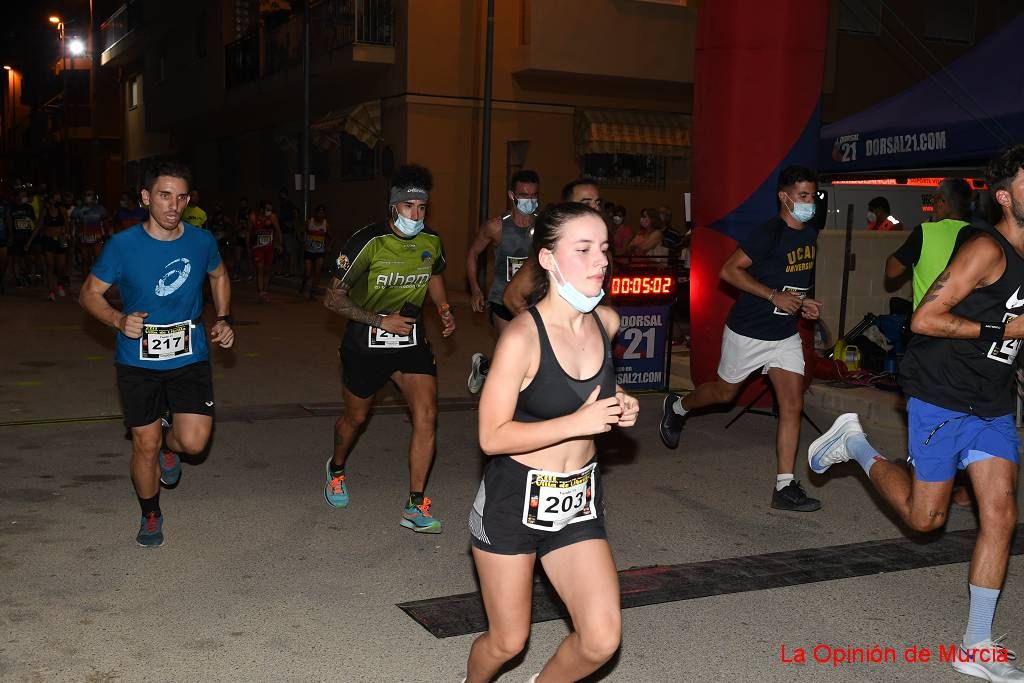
left=837, top=203, right=854, bottom=338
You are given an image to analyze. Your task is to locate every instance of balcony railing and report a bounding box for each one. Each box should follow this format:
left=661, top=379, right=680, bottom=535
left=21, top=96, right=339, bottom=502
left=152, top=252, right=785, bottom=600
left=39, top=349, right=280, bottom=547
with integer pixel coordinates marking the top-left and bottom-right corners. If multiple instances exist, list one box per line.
left=100, top=1, right=143, bottom=54
left=227, top=0, right=393, bottom=88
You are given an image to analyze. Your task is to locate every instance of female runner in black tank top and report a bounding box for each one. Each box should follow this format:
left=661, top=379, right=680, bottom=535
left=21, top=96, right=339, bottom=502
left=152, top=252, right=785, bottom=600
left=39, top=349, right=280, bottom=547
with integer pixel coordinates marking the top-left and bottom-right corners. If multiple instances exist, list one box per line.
left=464, top=203, right=639, bottom=683
left=25, top=197, right=69, bottom=300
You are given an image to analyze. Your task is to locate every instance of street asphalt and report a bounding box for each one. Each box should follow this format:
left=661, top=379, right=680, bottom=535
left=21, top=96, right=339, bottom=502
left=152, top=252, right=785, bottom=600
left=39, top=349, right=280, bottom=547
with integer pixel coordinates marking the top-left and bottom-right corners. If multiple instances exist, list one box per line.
left=1, top=278, right=1021, bottom=682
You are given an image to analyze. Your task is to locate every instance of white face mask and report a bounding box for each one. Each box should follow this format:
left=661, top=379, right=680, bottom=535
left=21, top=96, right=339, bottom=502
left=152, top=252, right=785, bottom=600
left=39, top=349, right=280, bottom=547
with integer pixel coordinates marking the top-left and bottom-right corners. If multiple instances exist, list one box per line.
left=783, top=194, right=815, bottom=223
left=612, top=215, right=623, bottom=225
left=550, top=255, right=604, bottom=313
left=515, top=197, right=538, bottom=215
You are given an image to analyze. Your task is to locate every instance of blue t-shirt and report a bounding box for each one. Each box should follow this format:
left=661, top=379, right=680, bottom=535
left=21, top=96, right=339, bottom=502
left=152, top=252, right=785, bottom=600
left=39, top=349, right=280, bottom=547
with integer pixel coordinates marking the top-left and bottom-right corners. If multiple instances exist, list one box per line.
left=92, top=223, right=222, bottom=369
left=725, top=217, right=817, bottom=341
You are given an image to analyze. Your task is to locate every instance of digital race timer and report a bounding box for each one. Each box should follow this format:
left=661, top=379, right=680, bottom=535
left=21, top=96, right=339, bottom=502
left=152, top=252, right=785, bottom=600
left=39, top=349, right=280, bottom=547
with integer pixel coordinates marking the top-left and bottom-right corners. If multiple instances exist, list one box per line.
left=609, top=275, right=675, bottom=297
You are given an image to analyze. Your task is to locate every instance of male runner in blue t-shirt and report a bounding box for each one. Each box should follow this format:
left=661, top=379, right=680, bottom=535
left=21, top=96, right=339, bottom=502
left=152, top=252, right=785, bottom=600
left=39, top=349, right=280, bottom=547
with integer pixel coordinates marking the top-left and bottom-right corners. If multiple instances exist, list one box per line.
left=80, top=159, right=235, bottom=547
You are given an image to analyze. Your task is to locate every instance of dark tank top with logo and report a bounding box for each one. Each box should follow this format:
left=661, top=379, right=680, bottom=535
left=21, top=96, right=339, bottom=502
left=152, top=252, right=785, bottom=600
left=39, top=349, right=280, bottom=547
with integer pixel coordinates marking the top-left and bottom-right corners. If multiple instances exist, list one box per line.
left=900, top=226, right=1024, bottom=416
left=487, top=214, right=533, bottom=305
left=514, top=307, right=617, bottom=422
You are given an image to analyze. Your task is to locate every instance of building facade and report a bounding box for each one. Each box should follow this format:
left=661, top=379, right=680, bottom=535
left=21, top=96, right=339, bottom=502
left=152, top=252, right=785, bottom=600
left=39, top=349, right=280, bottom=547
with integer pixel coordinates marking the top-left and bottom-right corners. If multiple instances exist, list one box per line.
left=99, top=0, right=695, bottom=285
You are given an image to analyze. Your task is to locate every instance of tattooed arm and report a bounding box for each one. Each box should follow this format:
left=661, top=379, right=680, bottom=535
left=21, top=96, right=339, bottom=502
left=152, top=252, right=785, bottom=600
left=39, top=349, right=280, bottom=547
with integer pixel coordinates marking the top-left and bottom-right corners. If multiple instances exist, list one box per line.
left=323, top=277, right=415, bottom=335
left=911, top=234, right=1005, bottom=339
left=324, top=277, right=384, bottom=327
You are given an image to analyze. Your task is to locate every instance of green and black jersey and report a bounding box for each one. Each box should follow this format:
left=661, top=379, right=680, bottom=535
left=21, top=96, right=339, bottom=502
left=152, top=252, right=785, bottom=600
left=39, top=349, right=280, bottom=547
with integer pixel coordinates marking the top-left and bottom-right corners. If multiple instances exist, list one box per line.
left=331, top=221, right=446, bottom=352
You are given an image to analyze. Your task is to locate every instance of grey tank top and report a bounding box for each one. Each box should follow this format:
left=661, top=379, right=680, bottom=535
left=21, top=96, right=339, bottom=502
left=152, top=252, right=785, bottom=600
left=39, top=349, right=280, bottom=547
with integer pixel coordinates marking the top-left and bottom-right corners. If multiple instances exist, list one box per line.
left=487, top=214, right=534, bottom=304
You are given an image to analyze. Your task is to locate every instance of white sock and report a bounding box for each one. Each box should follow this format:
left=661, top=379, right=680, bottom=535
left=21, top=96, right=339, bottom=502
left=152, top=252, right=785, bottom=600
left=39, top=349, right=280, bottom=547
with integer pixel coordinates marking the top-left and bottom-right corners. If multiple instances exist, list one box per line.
left=775, top=474, right=794, bottom=491
left=672, top=398, right=687, bottom=416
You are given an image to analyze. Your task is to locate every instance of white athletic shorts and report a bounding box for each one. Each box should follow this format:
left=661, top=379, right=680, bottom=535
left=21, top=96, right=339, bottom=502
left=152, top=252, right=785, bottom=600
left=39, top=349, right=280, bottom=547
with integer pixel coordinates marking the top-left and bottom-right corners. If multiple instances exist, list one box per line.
left=717, top=326, right=804, bottom=384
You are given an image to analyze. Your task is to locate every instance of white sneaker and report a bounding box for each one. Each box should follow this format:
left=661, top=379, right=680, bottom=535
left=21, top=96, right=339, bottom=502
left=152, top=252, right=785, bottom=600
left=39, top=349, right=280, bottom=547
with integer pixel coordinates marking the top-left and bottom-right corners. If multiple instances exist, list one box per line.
left=467, top=352, right=487, bottom=394
left=807, top=413, right=864, bottom=474
left=951, top=636, right=1024, bottom=681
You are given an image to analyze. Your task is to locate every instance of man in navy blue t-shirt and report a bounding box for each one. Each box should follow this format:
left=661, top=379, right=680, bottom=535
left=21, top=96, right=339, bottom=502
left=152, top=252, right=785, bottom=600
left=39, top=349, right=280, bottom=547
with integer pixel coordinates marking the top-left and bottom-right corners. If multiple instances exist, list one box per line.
left=660, top=165, right=824, bottom=512
left=80, top=159, right=235, bottom=547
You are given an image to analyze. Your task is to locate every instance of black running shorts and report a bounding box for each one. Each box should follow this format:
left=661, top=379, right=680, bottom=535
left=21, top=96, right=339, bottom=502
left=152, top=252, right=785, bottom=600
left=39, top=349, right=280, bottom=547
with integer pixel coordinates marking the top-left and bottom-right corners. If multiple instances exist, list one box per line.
left=469, top=456, right=607, bottom=558
left=116, top=361, right=215, bottom=428
left=41, top=236, right=67, bottom=254
left=340, top=341, right=436, bottom=399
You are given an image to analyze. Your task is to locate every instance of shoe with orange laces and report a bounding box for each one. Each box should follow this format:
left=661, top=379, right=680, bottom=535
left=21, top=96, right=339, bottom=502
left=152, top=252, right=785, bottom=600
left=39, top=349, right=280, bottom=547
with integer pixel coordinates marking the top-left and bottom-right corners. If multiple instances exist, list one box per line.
left=400, top=496, right=442, bottom=534
left=323, top=457, right=349, bottom=508
left=135, top=511, right=164, bottom=547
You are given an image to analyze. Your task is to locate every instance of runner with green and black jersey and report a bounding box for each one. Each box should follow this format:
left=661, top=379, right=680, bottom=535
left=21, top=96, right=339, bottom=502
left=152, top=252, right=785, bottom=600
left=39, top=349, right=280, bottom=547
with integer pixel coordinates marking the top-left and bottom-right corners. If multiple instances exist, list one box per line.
left=322, top=164, right=456, bottom=533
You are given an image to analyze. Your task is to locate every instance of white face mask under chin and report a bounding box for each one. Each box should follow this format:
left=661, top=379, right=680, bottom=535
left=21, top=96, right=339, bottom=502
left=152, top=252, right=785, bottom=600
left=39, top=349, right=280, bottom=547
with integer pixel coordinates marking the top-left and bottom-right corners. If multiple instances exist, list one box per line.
left=550, top=256, right=604, bottom=313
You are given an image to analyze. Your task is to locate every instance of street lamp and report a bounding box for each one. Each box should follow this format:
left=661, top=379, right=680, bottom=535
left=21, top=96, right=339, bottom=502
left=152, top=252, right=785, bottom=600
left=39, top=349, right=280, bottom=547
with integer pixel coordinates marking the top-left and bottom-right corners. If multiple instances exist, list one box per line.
left=49, top=16, right=71, bottom=186
left=68, top=38, right=85, bottom=56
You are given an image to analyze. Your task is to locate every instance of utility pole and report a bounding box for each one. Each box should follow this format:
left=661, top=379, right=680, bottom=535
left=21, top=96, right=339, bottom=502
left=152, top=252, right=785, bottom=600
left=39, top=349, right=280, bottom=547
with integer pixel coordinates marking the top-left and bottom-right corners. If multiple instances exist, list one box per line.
left=60, top=21, right=70, bottom=188
left=302, top=0, right=311, bottom=224
left=476, top=0, right=495, bottom=292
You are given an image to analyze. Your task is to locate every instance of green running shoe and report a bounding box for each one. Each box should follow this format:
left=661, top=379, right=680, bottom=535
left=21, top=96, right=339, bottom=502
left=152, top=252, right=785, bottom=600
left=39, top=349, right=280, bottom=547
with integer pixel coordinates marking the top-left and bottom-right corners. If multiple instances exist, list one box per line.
left=400, top=496, right=442, bottom=534
left=323, top=458, right=349, bottom=509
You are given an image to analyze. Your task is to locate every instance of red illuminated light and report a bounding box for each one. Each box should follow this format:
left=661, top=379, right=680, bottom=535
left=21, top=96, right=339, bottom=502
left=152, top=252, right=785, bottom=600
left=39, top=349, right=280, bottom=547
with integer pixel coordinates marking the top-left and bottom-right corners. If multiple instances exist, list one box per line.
left=610, top=275, right=675, bottom=297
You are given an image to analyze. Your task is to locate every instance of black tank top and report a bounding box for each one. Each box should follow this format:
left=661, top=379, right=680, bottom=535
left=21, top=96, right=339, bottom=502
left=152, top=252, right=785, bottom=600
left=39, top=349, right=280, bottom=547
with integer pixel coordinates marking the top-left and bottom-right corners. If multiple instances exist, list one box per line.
left=900, top=226, right=1024, bottom=416
left=514, top=307, right=617, bottom=422
left=44, top=211, right=63, bottom=229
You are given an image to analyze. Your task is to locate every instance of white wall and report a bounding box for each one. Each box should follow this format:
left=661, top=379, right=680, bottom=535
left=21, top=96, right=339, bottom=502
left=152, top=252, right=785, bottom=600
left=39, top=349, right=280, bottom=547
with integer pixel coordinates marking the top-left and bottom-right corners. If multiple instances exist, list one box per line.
left=815, top=230, right=911, bottom=342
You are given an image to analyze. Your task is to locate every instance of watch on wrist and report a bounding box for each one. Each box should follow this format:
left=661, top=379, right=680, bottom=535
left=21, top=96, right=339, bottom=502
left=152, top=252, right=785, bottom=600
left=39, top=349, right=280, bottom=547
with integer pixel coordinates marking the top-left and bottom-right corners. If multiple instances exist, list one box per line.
left=217, top=314, right=234, bottom=326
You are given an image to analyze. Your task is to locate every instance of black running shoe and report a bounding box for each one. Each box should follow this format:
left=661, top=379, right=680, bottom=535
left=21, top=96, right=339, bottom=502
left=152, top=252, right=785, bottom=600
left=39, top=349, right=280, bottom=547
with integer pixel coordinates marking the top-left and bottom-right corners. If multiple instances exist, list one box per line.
left=770, top=480, right=821, bottom=512
left=659, top=393, right=685, bottom=449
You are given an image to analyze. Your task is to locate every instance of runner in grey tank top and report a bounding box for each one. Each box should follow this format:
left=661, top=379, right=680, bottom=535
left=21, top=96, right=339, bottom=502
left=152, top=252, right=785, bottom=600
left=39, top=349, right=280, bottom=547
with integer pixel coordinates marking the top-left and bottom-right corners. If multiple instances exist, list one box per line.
left=465, top=170, right=540, bottom=393
left=487, top=214, right=533, bottom=305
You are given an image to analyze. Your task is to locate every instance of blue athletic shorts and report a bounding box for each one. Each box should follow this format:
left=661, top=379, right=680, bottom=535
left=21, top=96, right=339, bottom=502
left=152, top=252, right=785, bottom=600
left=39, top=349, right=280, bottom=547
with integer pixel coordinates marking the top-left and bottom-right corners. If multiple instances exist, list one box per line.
left=906, top=397, right=1020, bottom=482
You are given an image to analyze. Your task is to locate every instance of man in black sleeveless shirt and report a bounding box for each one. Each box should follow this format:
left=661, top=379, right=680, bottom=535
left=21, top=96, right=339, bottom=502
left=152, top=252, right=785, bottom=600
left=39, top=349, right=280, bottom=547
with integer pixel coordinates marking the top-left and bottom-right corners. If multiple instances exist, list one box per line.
left=810, top=146, right=1024, bottom=681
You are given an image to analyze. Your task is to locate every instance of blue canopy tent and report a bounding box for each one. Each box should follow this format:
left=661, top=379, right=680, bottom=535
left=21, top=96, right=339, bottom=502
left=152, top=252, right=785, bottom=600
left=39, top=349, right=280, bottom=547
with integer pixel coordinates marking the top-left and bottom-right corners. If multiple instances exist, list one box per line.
left=820, top=14, right=1024, bottom=174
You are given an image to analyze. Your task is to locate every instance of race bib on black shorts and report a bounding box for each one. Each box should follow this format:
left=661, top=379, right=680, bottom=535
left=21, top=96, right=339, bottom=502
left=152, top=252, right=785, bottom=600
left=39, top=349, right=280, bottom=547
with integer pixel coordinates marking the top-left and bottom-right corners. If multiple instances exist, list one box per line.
left=522, top=463, right=598, bottom=531
left=368, top=324, right=417, bottom=349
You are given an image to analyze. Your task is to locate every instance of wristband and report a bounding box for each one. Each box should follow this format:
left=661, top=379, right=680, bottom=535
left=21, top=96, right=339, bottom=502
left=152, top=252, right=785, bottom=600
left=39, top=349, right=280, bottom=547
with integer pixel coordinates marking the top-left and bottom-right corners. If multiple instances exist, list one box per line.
left=767, top=289, right=777, bottom=304
left=217, top=314, right=235, bottom=326
left=979, top=322, right=1005, bottom=341
left=438, top=303, right=451, bottom=316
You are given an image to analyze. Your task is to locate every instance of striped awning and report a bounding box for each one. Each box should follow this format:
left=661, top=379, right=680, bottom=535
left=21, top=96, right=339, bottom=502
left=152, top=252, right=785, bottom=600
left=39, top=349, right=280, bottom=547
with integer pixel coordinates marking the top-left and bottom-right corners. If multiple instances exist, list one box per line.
left=311, top=100, right=382, bottom=150
left=575, top=109, right=690, bottom=157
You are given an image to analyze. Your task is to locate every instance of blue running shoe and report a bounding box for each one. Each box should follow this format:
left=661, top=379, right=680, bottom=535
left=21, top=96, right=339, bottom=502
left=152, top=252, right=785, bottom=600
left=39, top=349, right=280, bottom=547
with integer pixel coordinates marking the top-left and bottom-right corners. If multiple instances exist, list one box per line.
left=136, top=512, right=164, bottom=547
left=323, top=458, right=349, bottom=508
left=159, top=449, right=181, bottom=486
left=400, top=496, right=442, bottom=534
left=808, top=413, right=863, bottom=474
